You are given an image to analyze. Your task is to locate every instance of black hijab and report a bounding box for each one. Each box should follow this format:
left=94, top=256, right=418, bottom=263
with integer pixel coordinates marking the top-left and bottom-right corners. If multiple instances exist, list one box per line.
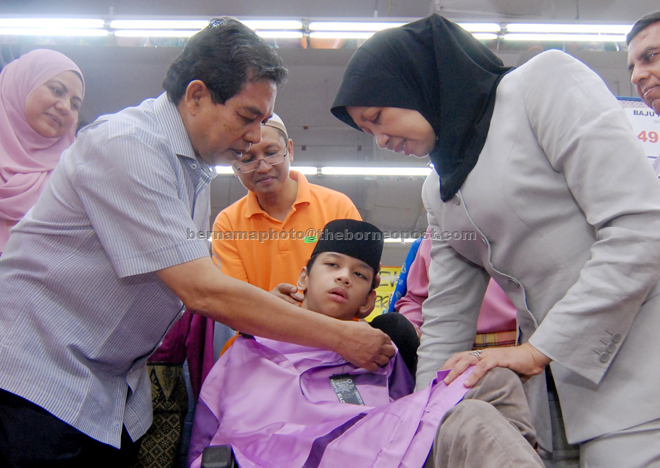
left=332, top=15, right=512, bottom=202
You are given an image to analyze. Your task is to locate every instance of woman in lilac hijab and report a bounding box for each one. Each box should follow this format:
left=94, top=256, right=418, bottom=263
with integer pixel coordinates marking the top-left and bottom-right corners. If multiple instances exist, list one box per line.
left=0, top=49, right=84, bottom=253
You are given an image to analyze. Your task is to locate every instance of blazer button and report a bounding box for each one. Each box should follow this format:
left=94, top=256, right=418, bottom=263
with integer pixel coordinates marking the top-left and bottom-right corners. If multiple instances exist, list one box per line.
left=611, top=333, right=622, bottom=343
left=606, top=342, right=616, bottom=353
left=599, top=352, right=610, bottom=363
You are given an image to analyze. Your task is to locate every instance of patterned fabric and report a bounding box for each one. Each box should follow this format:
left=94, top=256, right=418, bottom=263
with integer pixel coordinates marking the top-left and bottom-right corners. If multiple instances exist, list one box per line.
left=131, top=363, right=188, bottom=468
left=473, top=330, right=517, bottom=349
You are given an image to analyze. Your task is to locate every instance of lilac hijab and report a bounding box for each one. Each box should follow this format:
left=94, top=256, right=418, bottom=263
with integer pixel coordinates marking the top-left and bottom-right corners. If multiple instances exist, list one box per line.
left=0, top=49, right=84, bottom=252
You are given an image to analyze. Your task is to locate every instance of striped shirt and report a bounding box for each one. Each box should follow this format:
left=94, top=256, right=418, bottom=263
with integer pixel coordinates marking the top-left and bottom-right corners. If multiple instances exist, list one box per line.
left=0, top=93, right=215, bottom=447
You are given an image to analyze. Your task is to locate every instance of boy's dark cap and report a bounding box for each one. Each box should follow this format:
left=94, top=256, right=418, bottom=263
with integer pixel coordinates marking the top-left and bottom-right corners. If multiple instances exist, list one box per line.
left=312, top=219, right=383, bottom=273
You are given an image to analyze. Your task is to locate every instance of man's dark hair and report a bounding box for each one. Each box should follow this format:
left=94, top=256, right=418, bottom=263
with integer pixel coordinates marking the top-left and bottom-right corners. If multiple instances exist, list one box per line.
left=163, top=17, right=287, bottom=105
left=305, top=253, right=379, bottom=291
left=627, top=11, right=660, bottom=45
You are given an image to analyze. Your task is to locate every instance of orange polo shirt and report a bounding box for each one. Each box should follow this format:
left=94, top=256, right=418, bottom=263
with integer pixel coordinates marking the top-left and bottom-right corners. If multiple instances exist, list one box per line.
left=212, top=171, right=361, bottom=291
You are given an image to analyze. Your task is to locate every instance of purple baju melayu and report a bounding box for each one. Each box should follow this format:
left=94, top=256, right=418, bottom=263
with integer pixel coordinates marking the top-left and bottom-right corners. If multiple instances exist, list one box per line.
left=188, top=336, right=472, bottom=468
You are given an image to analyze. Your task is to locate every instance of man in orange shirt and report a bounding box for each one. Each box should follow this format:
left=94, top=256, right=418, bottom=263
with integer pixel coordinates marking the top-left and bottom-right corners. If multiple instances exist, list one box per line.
left=212, top=113, right=361, bottom=299
left=212, top=114, right=420, bottom=374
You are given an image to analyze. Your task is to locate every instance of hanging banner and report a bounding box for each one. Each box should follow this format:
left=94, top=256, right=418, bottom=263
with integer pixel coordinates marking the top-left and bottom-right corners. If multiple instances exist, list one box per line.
left=618, top=97, right=660, bottom=163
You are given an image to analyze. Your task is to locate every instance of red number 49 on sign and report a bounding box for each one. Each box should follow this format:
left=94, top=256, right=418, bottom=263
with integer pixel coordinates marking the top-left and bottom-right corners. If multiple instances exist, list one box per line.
left=639, top=131, right=659, bottom=143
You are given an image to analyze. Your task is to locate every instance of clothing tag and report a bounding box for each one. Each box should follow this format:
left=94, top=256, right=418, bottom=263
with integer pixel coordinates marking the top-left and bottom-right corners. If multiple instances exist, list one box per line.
left=329, top=374, right=364, bottom=405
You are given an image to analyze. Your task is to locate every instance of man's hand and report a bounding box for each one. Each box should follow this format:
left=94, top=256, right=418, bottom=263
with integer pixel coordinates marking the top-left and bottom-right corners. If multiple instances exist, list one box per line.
left=269, top=283, right=304, bottom=305
left=335, top=321, right=395, bottom=372
left=441, top=342, right=551, bottom=387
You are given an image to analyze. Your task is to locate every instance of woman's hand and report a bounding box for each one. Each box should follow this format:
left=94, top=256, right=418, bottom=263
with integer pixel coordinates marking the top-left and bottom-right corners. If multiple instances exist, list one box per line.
left=269, top=283, right=304, bottom=305
left=441, top=342, right=551, bottom=387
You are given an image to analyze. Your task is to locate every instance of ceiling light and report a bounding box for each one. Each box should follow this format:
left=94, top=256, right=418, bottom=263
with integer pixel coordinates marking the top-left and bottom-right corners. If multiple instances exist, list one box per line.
left=309, top=31, right=375, bottom=40
left=503, top=33, right=626, bottom=42
left=241, top=20, right=303, bottom=30
left=114, top=29, right=199, bottom=38
left=215, top=165, right=318, bottom=175
left=0, top=18, right=104, bottom=29
left=255, top=30, right=303, bottom=39
left=308, top=21, right=405, bottom=32
left=290, top=166, right=318, bottom=175
left=506, top=23, right=631, bottom=34
left=214, top=166, right=430, bottom=177
left=109, top=19, right=210, bottom=30
left=0, top=27, right=108, bottom=37
left=471, top=33, right=498, bottom=41
left=457, top=22, right=501, bottom=33
left=321, top=167, right=431, bottom=176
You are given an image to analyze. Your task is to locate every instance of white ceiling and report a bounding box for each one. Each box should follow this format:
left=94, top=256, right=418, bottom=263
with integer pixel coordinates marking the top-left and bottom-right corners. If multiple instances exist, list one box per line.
left=2, top=0, right=657, bottom=264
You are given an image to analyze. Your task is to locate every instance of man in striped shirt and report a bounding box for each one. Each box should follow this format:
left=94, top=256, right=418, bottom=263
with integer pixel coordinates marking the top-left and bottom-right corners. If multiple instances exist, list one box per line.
left=0, top=18, right=393, bottom=467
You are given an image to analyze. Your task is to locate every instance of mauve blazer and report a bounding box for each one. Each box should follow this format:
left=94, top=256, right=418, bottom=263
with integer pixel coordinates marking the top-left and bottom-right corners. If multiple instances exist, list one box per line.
left=416, top=50, right=660, bottom=450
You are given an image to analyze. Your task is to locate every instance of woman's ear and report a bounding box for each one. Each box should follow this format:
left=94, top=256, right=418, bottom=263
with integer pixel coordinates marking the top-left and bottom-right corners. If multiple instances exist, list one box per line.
left=355, top=290, right=377, bottom=320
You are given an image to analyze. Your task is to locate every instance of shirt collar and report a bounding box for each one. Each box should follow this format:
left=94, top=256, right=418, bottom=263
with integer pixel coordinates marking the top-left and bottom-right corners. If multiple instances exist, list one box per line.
left=153, top=93, right=217, bottom=180
left=244, top=170, right=310, bottom=218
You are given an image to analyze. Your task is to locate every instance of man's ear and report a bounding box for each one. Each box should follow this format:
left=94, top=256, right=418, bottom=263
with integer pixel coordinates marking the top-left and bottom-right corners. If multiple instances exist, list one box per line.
left=297, top=266, right=309, bottom=292
left=183, top=80, right=208, bottom=116
left=287, top=138, right=294, bottom=163
left=355, top=290, right=377, bottom=320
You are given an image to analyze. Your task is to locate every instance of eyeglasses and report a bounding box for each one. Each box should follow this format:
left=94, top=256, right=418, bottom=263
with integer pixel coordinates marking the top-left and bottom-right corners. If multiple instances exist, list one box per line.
left=233, top=151, right=288, bottom=174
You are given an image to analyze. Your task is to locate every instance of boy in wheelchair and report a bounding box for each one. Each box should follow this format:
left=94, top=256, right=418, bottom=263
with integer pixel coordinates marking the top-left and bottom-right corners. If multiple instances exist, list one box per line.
left=188, top=219, right=543, bottom=468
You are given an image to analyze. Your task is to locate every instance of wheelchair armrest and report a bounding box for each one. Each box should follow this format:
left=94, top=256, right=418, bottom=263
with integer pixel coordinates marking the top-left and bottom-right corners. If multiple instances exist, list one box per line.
left=201, top=445, right=238, bottom=468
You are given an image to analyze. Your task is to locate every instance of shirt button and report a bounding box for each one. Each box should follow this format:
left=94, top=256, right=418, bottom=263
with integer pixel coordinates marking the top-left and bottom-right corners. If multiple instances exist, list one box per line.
left=599, top=352, right=610, bottom=363
left=191, top=163, right=198, bottom=169
left=611, top=333, right=622, bottom=343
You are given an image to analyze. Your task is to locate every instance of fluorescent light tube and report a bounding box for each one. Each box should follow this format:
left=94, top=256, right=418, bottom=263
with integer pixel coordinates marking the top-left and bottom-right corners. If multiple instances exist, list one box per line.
left=503, top=33, right=626, bottom=42
left=472, top=33, right=498, bottom=40
left=215, top=166, right=430, bottom=177
left=109, top=20, right=209, bottom=30
left=215, top=165, right=318, bottom=175
left=0, top=18, right=104, bottom=29
left=290, top=166, right=318, bottom=175
left=308, top=21, right=405, bottom=32
left=321, top=167, right=431, bottom=176
left=506, top=23, right=631, bottom=34
left=309, top=31, right=375, bottom=40
left=241, top=20, right=303, bottom=30
left=0, top=27, right=108, bottom=36
left=215, top=166, right=234, bottom=174
left=114, top=29, right=199, bottom=38
left=255, top=30, right=303, bottom=39
left=457, top=22, right=501, bottom=33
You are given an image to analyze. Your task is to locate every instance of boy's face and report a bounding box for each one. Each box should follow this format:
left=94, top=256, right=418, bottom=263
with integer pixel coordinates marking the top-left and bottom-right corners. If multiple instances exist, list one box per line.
left=297, top=252, right=377, bottom=321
